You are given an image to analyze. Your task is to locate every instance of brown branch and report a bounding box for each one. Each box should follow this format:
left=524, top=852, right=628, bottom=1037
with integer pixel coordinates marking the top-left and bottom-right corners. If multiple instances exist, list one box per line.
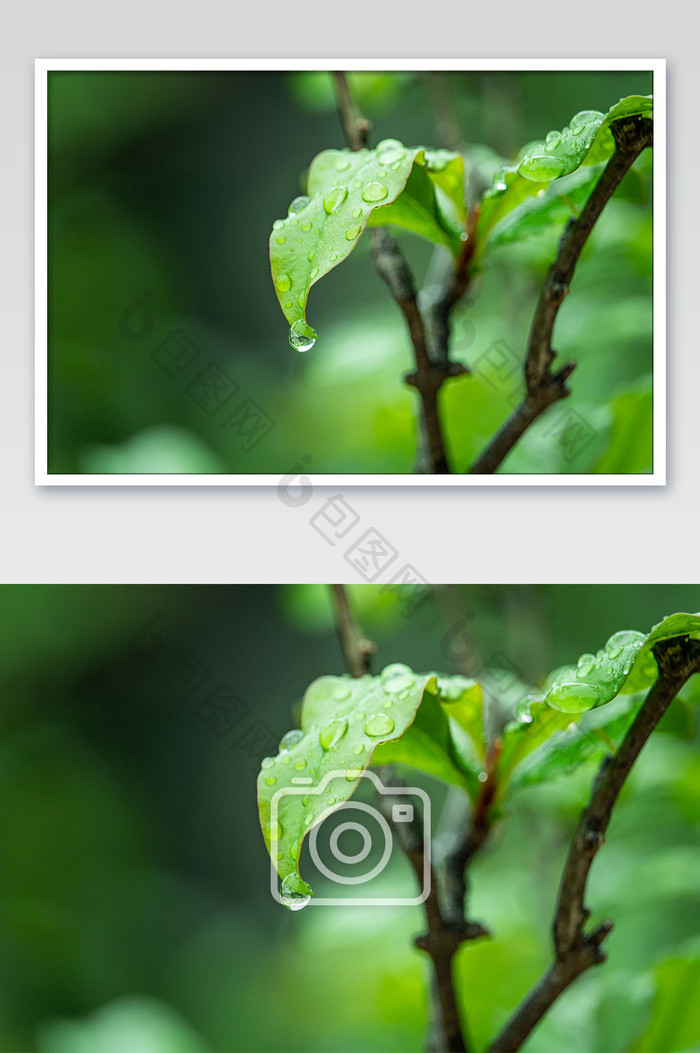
left=332, top=70, right=471, bottom=474
left=332, top=69, right=371, bottom=150
left=375, top=767, right=490, bottom=1053
left=328, top=584, right=374, bottom=678
left=371, top=227, right=462, bottom=473
left=468, top=114, right=653, bottom=475
left=489, top=634, right=700, bottom=1053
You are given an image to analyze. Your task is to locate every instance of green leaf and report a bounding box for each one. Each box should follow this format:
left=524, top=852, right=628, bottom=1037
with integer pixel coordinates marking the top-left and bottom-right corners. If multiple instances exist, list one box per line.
left=592, top=379, right=653, bottom=474
left=477, top=95, right=653, bottom=254
left=36, top=996, right=206, bottom=1053
left=366, top=161, right=462, bottom=252
left=499, top=692, right=641, bottom=797
left=498, top=613, right=700, bottom=794
left=432, top=673, right=486, bottom=763
left=630, top=941, right=700, bottom=1052
left=270, top=140, right=465, bottom=348
left=257, top=663, right=437, bottom=905
left=478, top=166, right=599, bottom=253
left=624, top=613, right=700, bottom=694
left=372, top=688, right=480, bottom=796
left=543, top=613, right=700, bottom=714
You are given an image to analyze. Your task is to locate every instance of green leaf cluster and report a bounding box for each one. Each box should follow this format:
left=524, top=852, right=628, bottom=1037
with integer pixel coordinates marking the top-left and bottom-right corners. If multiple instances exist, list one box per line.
left=476, top=95, right=653, bottom=253
left=270, top=95, right=652, bottom=356
left=258, top=613, right=699, bottom=906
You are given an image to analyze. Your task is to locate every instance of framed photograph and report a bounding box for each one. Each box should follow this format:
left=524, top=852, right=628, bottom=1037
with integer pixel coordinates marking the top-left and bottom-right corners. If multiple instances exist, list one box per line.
left=35, top=59, right=665, bottom=484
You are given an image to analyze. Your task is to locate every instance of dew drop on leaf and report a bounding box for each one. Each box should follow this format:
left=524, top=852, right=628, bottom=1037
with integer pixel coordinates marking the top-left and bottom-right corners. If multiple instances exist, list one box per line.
left=265, top=776, right=276, bottom=786
left=323, top=185, right=348, bottom=214
left=334, top=685, right=351, bottom=701
left=351, top=207, right=362, bottom=219
left=569, top=110, right=601, bottom=135
left=280, top=874, right=311, bottom=911
left=276, top=235, right=286, bottom=245
left=576, top=653, right=595, bottom=677
left=265, top=820, right=282, bottom=842
left=345, top=225, right=361, bottom=240
left=518, top=154, right=567, bottom=180
left=293, top=759, right=307, bottom=770
left=364, top=713, right=396, bottom=736
left=544, top=130, right=562, bottom=152
left=319, top=717, right=348, bottom=750
left=335, top=155, right=351, bottom=171
left=280, top=729, right=304, bottom=752
left=301, top=221, right=312, bottom=232
left=380, top=664, right=415, bottom=693
left=289, top=319, right=317, bottom=352
left=362, top=181, right=389, bottom=203
left=605, top=630, right=645, bottom=655
left=352, top=743, right=365, bottom=755
left=376, top=138, right=405, bottom=164
left=289, top=195, right=310, bottom=214
left=275, top=273, right=292, bottom=293
left=546, top=681, right=601, bottom=713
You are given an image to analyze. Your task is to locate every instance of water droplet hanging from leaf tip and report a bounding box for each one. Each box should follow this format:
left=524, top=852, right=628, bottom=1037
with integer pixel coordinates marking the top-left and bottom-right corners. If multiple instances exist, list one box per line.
left=280, top=874, right=311, bottom=911
left=289, top=319, right=317, bottom=353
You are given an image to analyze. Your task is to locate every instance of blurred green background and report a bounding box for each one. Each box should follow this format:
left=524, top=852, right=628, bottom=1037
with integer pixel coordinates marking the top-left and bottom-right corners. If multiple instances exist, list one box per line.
left=2, top=584, right=699, bottom=1052
left=46, top=69, right=654, bottom=475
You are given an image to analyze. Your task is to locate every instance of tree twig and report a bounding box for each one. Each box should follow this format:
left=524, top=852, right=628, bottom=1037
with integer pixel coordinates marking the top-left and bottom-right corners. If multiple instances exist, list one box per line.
left=332, top=69, right=371, bottom=150
left=371, top=227, right=463, bottom=473
left=375, top=767, right=490, bottom=1053
left=468, top=114, right=653, bottom=475
left=489, top=634, right=700, bottom=1052
left=331, top=71, right=471, bottom=474
left=328, top=584, right=374, bottom=678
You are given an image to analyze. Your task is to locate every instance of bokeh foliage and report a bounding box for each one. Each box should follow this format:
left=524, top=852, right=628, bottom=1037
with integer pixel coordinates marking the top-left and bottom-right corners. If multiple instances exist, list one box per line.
left=2, top=584, right=699, bottom=1052
left=46, top=69, right=654, bottom=474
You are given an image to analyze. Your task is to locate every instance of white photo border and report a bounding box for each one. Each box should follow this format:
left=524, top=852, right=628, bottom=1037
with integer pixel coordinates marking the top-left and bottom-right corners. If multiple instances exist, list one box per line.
left=34, top=57, right=666, bottom=487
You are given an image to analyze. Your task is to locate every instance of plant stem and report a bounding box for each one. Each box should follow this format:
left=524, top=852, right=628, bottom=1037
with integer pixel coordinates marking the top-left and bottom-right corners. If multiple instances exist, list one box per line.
left=326, top=584, right=491, bottom=1051
left=328, top=584, right=374, bottom=677
left=489, top=634, right=700, bottom=1052
left=468, top=115, right=653, bottom=475
left=375, top=767, right=490, bottom=1053
left=331, top=71, right=470, bottom=474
